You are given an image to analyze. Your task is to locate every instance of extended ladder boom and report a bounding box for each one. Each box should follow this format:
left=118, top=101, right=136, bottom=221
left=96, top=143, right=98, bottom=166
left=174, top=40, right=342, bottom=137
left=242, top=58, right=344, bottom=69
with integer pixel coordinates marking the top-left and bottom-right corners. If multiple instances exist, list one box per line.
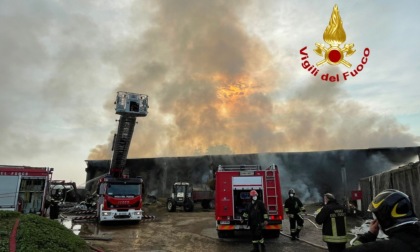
left=109, top=91, right=148, bottom=178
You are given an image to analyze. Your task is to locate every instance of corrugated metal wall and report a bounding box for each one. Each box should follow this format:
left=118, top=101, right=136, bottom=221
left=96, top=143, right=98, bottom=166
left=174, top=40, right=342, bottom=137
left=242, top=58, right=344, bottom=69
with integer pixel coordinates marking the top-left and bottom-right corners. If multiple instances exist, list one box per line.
left=359, top=162, right=420, bottom=215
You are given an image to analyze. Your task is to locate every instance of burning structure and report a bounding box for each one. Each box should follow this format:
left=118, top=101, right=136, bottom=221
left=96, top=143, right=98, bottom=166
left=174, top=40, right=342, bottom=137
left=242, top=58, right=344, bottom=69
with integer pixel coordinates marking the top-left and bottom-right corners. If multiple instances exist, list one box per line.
left=85, top=146, right=420, bottom=205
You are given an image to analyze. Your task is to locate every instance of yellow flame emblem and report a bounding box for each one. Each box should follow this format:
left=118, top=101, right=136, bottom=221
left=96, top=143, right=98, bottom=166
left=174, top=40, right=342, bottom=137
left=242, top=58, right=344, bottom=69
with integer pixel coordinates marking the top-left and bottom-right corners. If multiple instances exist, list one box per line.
left=314, top=4, right=355, bottom=68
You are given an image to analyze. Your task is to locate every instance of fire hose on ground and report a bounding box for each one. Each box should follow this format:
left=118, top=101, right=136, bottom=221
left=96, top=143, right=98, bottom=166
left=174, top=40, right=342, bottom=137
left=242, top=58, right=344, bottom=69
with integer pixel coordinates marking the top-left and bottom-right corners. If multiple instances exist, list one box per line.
left=279, top=231, right=328, bottom=250
left=297, top=213, right=364, bottom=249
left=279, top=213, right=327, bottom=250
left=302, top=213, right=323, bottom=230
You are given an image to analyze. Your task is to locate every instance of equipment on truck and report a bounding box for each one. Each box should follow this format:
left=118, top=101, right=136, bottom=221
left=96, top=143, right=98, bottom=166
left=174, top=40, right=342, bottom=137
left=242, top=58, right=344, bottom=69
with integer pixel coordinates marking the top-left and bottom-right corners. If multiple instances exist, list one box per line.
left=0, top=165, right=53, bottom=216
left=96, top=91, right=148, bottom=223
left=49, top=180, right=81, bottom=219
left=215, top=164, right=284, bottom=239
left=50, top=180, right=80, bottom=203
left=166, top=182, right=214, bottom=212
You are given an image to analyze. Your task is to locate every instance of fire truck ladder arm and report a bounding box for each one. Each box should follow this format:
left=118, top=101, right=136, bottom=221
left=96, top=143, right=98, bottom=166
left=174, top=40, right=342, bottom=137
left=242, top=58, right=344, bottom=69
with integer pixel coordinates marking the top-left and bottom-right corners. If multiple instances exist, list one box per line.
left=110, top=115, right=136, bottom=177
left=217, top=165, right=261, bottom=171
left=109, top=91, right=148, bottom=178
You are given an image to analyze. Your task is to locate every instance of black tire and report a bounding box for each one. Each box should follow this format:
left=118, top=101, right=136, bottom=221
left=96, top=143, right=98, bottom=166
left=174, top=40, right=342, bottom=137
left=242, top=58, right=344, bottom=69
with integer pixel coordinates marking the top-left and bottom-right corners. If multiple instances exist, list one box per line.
left=167, top=200, right=176, bottom=212
left=183, top=199, right=194, bottom=212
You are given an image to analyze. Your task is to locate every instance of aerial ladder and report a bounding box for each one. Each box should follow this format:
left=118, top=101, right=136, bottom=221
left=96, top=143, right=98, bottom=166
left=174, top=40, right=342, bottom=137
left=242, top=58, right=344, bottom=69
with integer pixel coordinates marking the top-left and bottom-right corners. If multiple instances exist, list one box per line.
left=96, top=91, right=149, bottom=223
left=109, top=91, right=148, bottom=178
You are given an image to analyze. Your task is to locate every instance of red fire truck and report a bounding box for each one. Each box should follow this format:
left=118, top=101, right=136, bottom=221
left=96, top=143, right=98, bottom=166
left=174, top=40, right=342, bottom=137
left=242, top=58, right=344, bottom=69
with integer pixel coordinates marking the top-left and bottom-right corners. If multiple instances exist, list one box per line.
left=96, top=91, right=148, bottom=223
left=0, top=165, right=53, bottom=215
left=215, top=164, right=284, bottom=238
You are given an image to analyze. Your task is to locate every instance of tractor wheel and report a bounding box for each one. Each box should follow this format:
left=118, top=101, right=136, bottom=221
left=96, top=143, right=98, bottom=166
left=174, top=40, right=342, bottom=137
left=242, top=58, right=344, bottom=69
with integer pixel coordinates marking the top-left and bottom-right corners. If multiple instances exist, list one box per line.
left=183, top=199, right=194, bottom=212
left=167, top=200, right=176, bottom=212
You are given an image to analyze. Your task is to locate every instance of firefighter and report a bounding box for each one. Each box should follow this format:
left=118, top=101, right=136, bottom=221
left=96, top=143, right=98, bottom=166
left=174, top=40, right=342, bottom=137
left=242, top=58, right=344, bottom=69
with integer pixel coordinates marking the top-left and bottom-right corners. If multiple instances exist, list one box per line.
left=242, top=190, right=269, bottom=252
left=346, top=189, right=420, bottom=251
left=315, top=193, right=347, bottom=252
left=284, top=188, right=306, bottom=240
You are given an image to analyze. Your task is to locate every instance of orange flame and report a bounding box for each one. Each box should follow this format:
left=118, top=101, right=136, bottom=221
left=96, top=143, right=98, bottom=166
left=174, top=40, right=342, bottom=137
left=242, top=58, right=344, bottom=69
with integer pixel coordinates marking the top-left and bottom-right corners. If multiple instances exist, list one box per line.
left=213, top=74, right=257, bottom=102
left=210, top=73, right=262, bottom=118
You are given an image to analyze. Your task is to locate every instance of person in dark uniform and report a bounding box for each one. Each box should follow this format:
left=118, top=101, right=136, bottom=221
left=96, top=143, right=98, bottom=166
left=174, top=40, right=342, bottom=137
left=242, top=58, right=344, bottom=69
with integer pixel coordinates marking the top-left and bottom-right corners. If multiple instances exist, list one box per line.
left=346, top=189, right=420, bottom=252
left=284, top=188, right=306, bottom=240
left=242, top=190, right=269, bottom=252
left=316, top=193, right=347, bottom=252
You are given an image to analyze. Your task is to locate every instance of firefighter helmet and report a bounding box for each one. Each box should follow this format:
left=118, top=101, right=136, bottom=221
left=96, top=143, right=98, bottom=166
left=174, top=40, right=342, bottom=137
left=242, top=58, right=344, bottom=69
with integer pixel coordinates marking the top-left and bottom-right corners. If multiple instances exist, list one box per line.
left=250, top=190, right=258, bottom=197
left=368, top=189, right=418, bottom=235
left=288, top=189, right=295, bottom=195
left=324, top=193, right=335, bottom=200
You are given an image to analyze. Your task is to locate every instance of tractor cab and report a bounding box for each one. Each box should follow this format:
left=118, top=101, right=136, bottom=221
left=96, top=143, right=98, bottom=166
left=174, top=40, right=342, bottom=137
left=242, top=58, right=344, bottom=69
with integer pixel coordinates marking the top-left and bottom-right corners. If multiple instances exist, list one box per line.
left=166, top=182, right=194, bottom=212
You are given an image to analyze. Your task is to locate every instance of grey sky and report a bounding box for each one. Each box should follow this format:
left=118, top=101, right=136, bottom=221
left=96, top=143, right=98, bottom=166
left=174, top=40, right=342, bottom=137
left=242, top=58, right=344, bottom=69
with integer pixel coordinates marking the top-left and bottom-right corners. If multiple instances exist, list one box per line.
left=0, top=0, right=419, bottom=185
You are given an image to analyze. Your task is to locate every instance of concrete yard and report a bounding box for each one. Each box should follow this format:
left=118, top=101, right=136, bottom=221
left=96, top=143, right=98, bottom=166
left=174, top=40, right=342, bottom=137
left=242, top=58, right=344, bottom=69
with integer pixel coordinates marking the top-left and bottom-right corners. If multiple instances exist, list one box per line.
left=73, top=202, right=364, bottom=252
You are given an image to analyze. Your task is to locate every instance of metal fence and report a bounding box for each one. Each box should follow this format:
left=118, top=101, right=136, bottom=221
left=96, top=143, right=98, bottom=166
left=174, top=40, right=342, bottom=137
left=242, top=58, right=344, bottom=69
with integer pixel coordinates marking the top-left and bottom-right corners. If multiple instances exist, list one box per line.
left=359, top=161, right=420, bottom=216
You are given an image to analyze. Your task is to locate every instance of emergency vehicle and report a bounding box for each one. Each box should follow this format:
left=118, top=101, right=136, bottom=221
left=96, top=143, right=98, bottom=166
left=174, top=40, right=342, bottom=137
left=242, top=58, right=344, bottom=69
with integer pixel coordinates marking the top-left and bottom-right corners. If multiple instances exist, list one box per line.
left=0, top=165, right=53, bottom=215
left=215, top=164, right=284, bottom=238
left=96, top=91, right=148, bottom=223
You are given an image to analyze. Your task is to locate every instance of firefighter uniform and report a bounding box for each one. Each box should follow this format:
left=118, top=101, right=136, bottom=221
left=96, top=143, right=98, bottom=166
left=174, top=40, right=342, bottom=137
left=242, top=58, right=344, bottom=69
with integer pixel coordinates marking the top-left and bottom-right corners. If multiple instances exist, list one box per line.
left=284, top=189, right=305, bottom=240
left=346, top=224, right=420, bottom=251
left=316, top=193, right=347, bottom=252
left=242, top=190, right=269, bottom=252
left=346, top=189, right=420, bottom=252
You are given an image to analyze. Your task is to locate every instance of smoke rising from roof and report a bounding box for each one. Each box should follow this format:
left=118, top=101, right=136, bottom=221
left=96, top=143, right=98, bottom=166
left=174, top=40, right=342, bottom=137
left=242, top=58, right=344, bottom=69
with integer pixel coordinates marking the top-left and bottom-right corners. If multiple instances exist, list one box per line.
left=0, top=1, right=417, bottom=189
left=88, top=1, right=418, bottom=160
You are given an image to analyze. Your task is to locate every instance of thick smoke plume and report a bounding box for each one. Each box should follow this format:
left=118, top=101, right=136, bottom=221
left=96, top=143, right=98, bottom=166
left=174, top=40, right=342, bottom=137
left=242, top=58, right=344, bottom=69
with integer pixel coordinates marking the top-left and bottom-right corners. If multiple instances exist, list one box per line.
left=88, top=1, right=418, bottom=161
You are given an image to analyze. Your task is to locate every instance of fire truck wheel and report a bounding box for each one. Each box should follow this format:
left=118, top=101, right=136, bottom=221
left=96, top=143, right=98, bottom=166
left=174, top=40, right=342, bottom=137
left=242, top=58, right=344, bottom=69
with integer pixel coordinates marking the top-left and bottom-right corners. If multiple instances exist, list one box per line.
left=167, top=200, right=176, bottom=212
left=183, top=199, right=194, bottom=212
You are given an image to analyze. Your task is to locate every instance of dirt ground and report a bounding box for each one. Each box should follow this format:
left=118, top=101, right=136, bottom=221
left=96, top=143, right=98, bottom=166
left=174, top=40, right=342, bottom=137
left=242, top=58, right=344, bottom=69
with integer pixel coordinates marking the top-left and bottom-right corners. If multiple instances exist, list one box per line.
left=74, top=201, right=364, bottom=252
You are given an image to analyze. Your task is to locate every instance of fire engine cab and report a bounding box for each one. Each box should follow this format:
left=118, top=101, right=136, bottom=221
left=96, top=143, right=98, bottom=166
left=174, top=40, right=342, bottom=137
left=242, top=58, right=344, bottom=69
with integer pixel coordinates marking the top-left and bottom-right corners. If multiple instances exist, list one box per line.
left=215, top=164, right=284, bottom=238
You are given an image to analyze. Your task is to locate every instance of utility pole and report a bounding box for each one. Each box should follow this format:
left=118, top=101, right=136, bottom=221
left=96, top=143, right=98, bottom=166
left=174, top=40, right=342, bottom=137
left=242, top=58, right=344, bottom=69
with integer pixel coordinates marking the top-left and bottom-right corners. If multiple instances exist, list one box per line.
left=340, top=154, right=348, bottom=209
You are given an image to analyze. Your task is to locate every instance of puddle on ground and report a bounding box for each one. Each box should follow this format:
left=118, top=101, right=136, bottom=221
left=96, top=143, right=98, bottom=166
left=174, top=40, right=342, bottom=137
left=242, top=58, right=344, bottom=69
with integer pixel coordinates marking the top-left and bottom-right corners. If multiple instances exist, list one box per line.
left=60, top=218, right=82, bottom=235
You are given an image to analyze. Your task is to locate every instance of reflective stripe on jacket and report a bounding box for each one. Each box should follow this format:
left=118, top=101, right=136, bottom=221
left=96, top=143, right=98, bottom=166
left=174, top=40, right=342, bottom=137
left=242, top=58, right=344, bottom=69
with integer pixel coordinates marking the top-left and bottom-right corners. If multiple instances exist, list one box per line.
left=284, top=197, right=304, bottom=214
left=315, top=200, right=347, bottom=244
left=242, top=200, right=268, bottom=227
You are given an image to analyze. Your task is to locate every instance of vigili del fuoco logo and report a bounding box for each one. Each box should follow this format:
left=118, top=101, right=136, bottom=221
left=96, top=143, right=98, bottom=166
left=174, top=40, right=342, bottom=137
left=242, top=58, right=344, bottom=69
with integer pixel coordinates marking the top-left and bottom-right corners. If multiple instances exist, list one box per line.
left=300, top=4, right=370, bottom=83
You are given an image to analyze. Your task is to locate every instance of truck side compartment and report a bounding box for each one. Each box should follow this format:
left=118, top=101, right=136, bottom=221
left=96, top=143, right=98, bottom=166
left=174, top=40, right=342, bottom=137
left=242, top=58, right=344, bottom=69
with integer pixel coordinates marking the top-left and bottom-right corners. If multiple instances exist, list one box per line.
left=0, top=166, right=53, bottom=216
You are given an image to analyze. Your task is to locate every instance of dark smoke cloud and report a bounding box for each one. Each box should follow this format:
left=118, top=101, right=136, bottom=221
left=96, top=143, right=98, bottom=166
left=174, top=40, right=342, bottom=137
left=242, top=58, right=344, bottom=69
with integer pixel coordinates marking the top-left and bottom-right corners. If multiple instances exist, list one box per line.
left=88, top=1, right=418, bottom=161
